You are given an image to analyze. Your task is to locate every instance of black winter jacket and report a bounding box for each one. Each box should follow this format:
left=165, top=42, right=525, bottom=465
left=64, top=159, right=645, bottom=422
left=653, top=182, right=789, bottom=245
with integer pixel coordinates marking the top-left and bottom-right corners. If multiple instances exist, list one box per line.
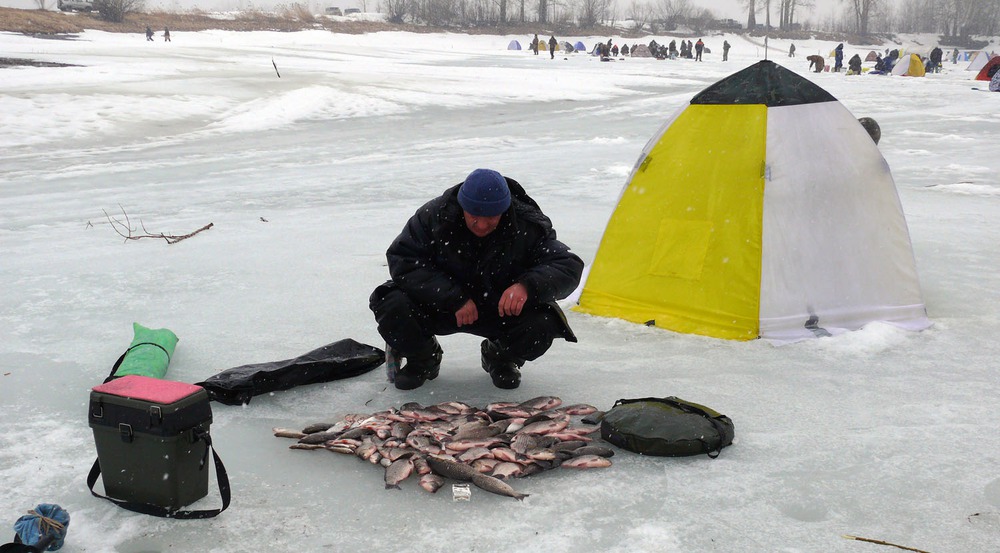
left=385, top=178, right=583, bottom=316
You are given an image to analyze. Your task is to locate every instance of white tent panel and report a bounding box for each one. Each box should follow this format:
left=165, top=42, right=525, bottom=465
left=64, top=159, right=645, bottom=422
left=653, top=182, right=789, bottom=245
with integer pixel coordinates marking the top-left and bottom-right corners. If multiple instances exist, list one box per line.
left=966, top=51, right=991, bottom=72
left=758, top=102, right=930, bottom=341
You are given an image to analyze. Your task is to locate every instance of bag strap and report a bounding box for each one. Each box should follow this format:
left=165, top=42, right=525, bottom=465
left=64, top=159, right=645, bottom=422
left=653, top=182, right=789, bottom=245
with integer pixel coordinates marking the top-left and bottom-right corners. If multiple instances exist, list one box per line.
left=613, top=396, right=730, bottom=458
left=103, top=342, right=172, bottom=383
left=87, top=432, right=231, bottom=519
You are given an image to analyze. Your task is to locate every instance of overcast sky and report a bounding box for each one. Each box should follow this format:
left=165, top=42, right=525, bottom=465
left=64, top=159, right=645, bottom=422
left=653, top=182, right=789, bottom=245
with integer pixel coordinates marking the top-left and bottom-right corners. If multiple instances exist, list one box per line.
left=1, top=0, right=853, bottom=25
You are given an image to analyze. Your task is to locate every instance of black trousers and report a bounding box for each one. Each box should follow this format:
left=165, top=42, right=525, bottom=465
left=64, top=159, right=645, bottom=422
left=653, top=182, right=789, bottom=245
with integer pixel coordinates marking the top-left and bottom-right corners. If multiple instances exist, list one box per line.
left=369, top=282, right=575, bottom=363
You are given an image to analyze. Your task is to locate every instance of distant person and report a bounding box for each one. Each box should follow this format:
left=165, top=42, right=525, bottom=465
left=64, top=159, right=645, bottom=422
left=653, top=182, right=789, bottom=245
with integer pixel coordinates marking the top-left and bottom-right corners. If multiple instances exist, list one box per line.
left=834, top=43, right=844, bottom=72
left=145, top=25, right=154, bottom=41
left=548, top=35, right=557, bottom=59
left=858, top=117, right=881, bottom=145
left=612, top=44, right=619, bottom=56
left=928, top=46, right=942, bottom=72
left=722, top=40, right=730, bottom=61
left=807, top=54, right=825, bottom=73
left=951, top=48, right=959, bottom=64
left=848, top=53, right=862, bottom=74
left=669, top=40, right=677, bottom=59
left=531, top=34, right=539, bottom=55
left=687, top=40, right=694, bottom=58
left=789, top=43, right=796, bottom=57
left=694, top=38, right=704, bottom=61
left=873, top=53, right=886, bottom=73
left=163, top=27, right=171, bottom=42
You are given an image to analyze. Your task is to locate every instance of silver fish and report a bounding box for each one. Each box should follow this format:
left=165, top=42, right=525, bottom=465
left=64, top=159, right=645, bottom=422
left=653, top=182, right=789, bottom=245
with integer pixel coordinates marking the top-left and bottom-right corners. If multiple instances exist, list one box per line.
left=561, top=455, right=612, bottom=469
left=301, top=422, right=337, bottom=434
left=491, top=462, right=523, bottom=480
left=571, top=445, right=615, bottom=458
left=471, top=472, right=529, bottom=501
left=518, top=396, right=562, bottom=411
left=384, top=455, right=415, bottom=489
left=427, top=456, right=479, bottom=482
left=418, top=473, right=445, bottom=493
left=273, top=428, right=307, bottom=439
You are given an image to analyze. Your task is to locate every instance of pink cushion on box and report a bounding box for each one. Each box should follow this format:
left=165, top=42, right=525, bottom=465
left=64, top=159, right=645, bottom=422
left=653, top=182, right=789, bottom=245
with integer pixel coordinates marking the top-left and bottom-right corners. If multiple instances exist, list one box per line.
left=93, top=375, right=203, bottom=404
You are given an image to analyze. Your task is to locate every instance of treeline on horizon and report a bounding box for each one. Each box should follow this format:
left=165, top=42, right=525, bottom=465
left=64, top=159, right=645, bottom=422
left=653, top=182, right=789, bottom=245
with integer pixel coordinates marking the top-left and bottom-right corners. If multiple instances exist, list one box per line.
left=49, top=0, right=1000, bottom=43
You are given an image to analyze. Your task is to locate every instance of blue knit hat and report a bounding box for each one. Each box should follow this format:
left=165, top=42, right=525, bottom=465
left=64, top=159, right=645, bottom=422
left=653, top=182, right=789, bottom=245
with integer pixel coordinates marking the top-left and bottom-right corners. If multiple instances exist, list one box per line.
left=458, top=169, right=511, bottom=217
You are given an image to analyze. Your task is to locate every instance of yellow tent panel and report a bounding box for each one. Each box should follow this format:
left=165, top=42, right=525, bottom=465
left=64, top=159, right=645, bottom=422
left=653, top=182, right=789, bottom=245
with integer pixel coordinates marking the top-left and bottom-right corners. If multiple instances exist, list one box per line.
left=576, top=104, right=767, bottom=340
left=906, top=53, right=925, bottom=76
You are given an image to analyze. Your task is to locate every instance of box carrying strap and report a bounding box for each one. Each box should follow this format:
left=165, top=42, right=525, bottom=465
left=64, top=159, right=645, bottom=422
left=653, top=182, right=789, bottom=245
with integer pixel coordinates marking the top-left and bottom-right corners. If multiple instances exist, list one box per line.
left=86, top=431, right=231, bottom=519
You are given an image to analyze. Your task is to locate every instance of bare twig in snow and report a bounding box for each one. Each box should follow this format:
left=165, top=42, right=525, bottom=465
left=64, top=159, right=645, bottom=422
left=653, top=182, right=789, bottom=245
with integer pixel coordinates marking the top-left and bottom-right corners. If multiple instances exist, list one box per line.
left=103, top=205, right=213, bottom=244
left=842, top=534, right=932, bottom=553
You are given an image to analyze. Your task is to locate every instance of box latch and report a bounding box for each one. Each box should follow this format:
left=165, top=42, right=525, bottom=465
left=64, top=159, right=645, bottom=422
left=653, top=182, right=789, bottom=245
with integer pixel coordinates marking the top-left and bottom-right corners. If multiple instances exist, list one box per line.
left=149, top=405, right=163, bottom=426
left=92, top=400, right=104, bottom=419
left=118, top=423, right=134, bottom=443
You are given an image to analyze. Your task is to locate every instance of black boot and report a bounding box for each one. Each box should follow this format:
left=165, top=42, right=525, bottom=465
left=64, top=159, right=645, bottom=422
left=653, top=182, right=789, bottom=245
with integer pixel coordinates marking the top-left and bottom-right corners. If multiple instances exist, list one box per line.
left=394, top=338, right=442, bottom=390
left=481, top=339, right=523, bottom=389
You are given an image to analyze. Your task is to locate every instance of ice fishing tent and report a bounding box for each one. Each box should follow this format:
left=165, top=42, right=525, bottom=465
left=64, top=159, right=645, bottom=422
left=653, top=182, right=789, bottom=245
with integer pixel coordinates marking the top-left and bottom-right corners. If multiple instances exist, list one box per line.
left=965, top=51, right=991, bottom=72
left=865, top=50, right=879, bottom=62
left=891, top=54, right=926, bottom=76
left=575, top=60, right=929, bottom=341
left=507, top=40, right=522, bottom=50
left=575, top=41, right=587, bottom=52
left=630, top=44, right=652, bottom=57
left=975, top=56, right=1000, bottom=81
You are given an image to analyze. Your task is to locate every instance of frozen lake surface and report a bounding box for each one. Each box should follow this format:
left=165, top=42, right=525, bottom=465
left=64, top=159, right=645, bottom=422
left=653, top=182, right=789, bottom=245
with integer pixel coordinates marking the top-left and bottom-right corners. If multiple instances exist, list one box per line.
left=2, top=28, right=1000, bottom=552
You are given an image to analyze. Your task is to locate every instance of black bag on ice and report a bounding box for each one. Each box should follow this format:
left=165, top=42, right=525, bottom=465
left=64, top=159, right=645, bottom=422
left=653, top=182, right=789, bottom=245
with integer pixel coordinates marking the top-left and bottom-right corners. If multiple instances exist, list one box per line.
left=600, top=396, right=734, bottom=458
left=196, top=339, right=384, bottom=405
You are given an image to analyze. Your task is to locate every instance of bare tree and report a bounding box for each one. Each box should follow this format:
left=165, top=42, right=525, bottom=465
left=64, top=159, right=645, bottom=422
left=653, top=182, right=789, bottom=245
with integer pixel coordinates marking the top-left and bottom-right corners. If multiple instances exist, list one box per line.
left=626, top=0, right=653, bottom=31
left=537, top=0, right=547, bottom=23
left=94, top=0, right=144, bottom=22
left=381, top=0, right=407, bottom=22
left=655, top=0, right=693, bottom=29
left=737, top=0, right=758, bottom=30
left=845, top=0, right=881, bottom=35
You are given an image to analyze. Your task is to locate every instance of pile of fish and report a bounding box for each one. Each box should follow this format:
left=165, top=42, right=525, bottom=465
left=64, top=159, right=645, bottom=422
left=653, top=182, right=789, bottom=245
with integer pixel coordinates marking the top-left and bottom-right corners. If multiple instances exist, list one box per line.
left=273, top=396, right=613, bottom=500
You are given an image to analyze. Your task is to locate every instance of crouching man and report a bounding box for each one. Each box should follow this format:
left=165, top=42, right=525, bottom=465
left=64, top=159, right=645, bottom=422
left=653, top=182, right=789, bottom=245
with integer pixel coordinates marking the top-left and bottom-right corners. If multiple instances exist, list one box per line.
left=370, top=168, right=583, bottom=390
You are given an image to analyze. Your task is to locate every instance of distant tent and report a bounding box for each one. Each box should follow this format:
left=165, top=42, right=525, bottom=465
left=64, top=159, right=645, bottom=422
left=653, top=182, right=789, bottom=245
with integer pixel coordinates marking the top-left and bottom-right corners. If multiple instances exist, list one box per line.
left=575, top=60, right=929, bottom=342
left=965, top=51, right=991, bottom=72
left=630, top=44, right=652, bottom=58
left=507, top=40, right=522, bottom=50
left=865, top=50, right=879, bottom=62
left=574, top=41, right=587, bottom=52
left=956, top=50, right=973, bottom=62
left=892, top=53, right=926, bottom=77
left=975, top=55, right=1000, bottom=81
left=561, top=41, right=575, bottom=53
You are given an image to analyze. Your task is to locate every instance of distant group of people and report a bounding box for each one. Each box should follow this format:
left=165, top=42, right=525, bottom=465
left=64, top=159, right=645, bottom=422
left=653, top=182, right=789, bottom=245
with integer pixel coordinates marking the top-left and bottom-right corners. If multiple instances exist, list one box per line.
left=803, top=43, right=965, bottom=78
left=529, top=34, right=558, bottom=59
left=528, top=35, right=731, bottom=62
left=146, top=25, right=170, bottom=41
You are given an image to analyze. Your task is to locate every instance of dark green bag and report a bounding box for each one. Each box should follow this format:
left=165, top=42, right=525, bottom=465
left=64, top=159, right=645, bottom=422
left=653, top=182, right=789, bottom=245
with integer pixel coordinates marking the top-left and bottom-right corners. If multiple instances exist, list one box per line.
left=600, top=397, right=735, bottom=458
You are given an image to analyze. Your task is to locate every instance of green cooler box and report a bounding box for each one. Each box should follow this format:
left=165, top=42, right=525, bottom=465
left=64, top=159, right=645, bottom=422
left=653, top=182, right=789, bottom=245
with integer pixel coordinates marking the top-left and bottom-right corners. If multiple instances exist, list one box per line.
left=89, top=375, right=213, bottom=510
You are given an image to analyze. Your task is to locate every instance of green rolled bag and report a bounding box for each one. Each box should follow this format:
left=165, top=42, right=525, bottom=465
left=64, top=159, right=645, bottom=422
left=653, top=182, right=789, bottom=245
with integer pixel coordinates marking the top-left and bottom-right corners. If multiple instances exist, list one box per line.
left=105, top=322, right=179, bottom=382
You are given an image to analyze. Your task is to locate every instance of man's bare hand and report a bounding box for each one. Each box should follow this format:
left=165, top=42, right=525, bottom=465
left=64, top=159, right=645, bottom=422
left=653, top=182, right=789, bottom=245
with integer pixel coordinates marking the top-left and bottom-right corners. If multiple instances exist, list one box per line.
left=498, top=283, right=529, bottom=317
left=455, top=299, right=479, bottom=326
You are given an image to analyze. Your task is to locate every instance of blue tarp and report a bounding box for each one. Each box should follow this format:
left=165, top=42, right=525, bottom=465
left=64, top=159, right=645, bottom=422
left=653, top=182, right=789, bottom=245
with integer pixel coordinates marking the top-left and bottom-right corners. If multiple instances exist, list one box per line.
left=507, top=40, right=521, bottom=50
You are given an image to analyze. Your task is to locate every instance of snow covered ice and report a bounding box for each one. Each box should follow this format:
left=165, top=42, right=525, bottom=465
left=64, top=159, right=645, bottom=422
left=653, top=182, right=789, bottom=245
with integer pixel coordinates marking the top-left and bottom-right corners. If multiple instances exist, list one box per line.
left=2, top=28, right=1000, bottom=552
